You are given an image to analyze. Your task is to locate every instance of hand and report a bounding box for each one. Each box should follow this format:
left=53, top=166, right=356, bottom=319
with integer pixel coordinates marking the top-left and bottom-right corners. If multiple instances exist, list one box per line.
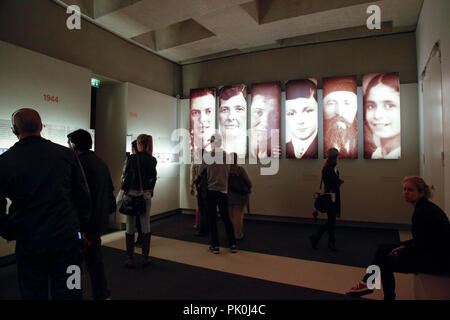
left=271, top=145, right=281, bottom=158
left=389, top=245, right=405, bottom=256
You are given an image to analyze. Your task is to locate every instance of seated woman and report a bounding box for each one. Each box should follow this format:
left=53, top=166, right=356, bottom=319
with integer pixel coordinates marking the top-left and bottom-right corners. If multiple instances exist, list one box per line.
left=346, top=177, right=450, bottom=299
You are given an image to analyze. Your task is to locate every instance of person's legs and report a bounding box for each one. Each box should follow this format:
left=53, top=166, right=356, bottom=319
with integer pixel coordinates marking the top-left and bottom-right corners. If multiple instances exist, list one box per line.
left=16, top=252, right=50, bottom=300
left=348, top=243, right=407, bottom=299
left=85, top=237, right=110, bottom=300
left=309, top=221, right=328, bottom=249
left=135, top=216, right=143, bottom=247
left=207, top=190, right=219, bottom=251
left=140, top=193, right=152, bottom=267
left=50, top=246, right=83, bottom=300
left=217, top=193, right=236, bottom=249
left=124, top=215, right=136, bottom=268
left=327, top=210, right=337, bottom=250
left=197, top=194, right=209, bottom=235
left=230, top=205, right=245, bottom=239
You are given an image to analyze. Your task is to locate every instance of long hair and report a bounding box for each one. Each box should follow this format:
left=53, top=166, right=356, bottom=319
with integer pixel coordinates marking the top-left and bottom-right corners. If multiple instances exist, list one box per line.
left=403, top=176, right=432, bottom=199
left=363, top=72, right=400, bottom=158
left=137, top=134, right=153, bottom=156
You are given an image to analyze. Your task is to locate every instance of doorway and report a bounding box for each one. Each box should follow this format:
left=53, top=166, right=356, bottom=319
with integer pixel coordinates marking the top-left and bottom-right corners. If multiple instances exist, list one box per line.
left=421, top=42, right=445, bottom=208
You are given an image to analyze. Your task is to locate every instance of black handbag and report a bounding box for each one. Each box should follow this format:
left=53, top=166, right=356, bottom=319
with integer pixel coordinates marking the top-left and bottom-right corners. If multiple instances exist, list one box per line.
left=313, top=175, right=333, bottom=213
left=229, top=172, right=250, bottom=195
left=119, top=154, right=146, bottom=216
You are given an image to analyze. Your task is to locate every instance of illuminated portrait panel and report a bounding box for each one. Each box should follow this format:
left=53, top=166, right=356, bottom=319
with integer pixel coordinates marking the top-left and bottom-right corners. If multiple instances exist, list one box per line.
left=363, top=73, right=401, bottom=159
left=285, top=79, right=319, bottom=159
left=218, top=84, right=248, bottom=157
left=250, top=82, right=281, bottom=160
left=190, top=88, right=216, bottom=153
left=323, top=75, right=358, bottom=159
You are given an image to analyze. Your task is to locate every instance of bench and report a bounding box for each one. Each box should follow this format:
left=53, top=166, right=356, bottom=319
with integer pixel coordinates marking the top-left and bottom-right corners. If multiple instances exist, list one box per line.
left=414, top=273, right=450, bottom=300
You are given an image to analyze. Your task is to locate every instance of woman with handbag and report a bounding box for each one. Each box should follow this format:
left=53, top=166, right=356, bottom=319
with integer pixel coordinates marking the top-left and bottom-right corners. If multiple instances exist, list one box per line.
left=309, top=148, right=343, bottom=251
left=120, top=134, right=157, bottom=268
left=228, top=153, right=252, bottom=240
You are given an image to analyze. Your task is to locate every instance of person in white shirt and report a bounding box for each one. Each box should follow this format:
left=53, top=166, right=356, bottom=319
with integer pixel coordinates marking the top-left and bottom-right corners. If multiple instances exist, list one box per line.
left=285, top=79, right=319, bottom=159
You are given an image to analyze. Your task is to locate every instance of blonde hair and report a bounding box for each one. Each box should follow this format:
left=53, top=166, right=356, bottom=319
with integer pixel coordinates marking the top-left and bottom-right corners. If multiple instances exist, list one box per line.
left=403, top=176, right=432, bottom=199
left=137, top=134, right=153, bottom=156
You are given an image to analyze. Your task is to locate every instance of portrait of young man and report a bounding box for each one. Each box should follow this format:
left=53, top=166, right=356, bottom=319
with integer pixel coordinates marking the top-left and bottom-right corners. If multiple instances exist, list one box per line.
left=250, top=82, right=281, bottom=160
left=218, top=84, right=248, bottom=158
left=190, top=88, right=216, bottom=154
left=363, top=72, right=401, bottom=159
left=323, top=75, right=358, bottom=159
left=285, top=79, right=319, bottom=159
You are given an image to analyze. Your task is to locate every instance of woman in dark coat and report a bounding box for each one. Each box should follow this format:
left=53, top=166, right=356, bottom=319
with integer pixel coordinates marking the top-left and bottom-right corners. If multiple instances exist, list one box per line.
left=346, top=176, right=450, bottom=300
left=309, top=148, right=343, bottom=251
left=120, top=134, right=157, bottom=268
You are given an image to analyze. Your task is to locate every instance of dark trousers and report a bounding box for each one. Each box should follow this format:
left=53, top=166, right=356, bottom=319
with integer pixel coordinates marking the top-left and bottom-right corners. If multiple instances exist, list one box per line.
left=314, top=209, right=336, bottom=244
left=197, top=193, right=209, bottom=235
left=207, top=190, right=236, bottom=247
left=85, top=237, right=110, bottom=300
left=16, top=246, right=83, bottom=300
left=364, top=243, right=447, bottom=299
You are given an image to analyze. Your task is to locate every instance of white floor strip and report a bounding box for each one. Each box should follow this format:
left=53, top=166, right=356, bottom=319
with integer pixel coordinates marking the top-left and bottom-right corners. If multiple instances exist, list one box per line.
left=105, top=234, right=415, bottom=300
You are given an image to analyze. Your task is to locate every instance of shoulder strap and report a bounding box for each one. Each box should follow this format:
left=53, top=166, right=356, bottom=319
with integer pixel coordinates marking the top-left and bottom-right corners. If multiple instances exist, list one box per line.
left=75, top=153, right=91, bottom=196
left=136, top=153, right=143, bottom=192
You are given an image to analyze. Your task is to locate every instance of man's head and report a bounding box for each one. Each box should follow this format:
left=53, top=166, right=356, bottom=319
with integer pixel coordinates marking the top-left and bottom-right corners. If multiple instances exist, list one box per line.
left=131, top=140, right=137, bottom=155
left=190, top=88, right=216, bottom=151
left=323, top=76, right=358, bottom=125
left=67, top=129, right=92, bottom=152
left=219, top=84, right=247, bottom=138
left=11, top=108, right=43, bottom=139
left=323, top=76, right=358, bottom=157
left=285, top=79, right=318, bottom=141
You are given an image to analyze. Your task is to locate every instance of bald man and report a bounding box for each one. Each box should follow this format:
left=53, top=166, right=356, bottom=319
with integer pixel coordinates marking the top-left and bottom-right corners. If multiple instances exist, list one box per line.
left=0, top=108, right=91, bottom=300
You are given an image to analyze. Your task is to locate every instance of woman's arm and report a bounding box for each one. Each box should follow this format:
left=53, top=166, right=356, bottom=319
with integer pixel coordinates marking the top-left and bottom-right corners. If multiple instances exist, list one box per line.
left=240, top=167, right=252, bottom=189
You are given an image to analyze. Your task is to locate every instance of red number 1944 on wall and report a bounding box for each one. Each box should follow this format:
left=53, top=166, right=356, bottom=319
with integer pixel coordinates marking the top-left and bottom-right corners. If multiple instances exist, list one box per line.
left=43, top=94, right=59, bottom=103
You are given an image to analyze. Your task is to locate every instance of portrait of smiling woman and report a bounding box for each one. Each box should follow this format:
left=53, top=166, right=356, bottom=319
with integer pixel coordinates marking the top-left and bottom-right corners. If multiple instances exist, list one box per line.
left=219, top=84, right=248, bottom=157
left=363, top=72, right=401, bottom=159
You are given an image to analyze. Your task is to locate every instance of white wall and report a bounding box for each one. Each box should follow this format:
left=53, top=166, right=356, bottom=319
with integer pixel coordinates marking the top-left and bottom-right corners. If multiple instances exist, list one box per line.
left=179, top=83, right=419, bottom=225
left=0, top=40, right=92, bottom=257
left=127, top=83, right=180, bottom=216
left=0, top=41, right=91, bottom=132
left=416, top=0, right=450, bottom=214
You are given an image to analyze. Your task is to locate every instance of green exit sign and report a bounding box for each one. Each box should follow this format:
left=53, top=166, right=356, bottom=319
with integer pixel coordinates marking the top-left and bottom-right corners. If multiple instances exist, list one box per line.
left=91, top=78, right=100, bottom=88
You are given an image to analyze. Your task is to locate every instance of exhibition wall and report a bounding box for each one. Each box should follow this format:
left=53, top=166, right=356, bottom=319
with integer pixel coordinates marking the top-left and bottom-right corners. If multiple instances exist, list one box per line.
left=182, top=32, right=417, bottom=97
left=179, top=82, right=419, bottom=225
left=126, top=83, right=180, bottom=216
left=416, top=0, right=450, bottom=214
